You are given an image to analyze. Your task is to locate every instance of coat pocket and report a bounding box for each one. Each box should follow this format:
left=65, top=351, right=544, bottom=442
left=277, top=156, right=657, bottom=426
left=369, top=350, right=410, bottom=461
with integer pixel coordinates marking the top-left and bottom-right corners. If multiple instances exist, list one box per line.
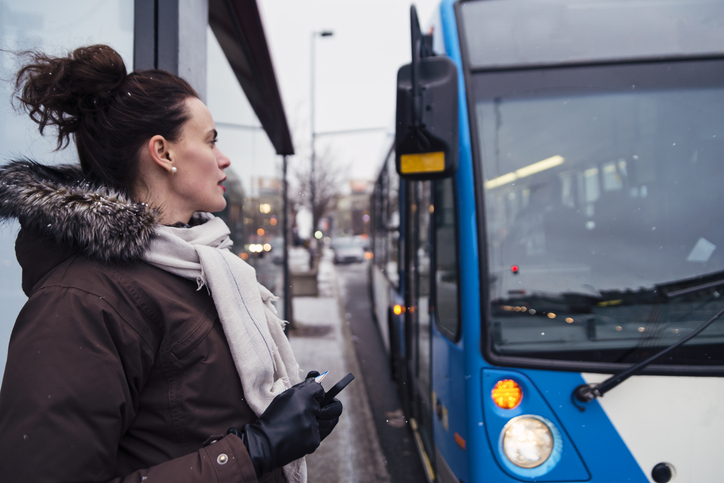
left=169, top=307, right=218, bottom=359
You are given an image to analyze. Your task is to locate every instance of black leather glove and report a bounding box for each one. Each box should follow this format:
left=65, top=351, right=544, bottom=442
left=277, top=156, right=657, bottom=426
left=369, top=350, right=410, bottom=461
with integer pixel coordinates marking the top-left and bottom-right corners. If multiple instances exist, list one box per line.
left=235, top=378, right=325, bottom=477
left=305, top=371, right=343, bottom=441
left=318, top=397, right=343, bottom=440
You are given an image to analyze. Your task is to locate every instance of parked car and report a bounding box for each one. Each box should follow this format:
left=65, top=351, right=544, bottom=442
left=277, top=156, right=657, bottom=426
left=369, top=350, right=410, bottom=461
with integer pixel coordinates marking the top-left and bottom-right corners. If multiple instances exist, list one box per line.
left=353, top=235, right=370, bottom=252
left=331, top=238, right=365, bottom=264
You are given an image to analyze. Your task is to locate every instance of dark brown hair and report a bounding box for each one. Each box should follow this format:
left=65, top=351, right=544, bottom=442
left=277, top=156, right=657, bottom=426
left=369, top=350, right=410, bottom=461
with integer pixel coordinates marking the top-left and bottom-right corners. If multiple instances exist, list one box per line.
left=14, top=44, right=198, bottom=196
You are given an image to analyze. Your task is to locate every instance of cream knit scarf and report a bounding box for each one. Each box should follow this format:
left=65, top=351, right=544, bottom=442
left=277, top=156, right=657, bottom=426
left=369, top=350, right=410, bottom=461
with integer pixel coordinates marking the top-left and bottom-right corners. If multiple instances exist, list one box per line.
left=143, top=213, right=306, bottom=483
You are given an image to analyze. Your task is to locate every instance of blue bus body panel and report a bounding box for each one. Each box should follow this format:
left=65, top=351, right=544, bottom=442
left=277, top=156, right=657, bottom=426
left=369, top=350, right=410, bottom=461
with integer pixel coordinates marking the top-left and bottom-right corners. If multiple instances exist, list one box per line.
left=437, top=1, right=481, bottom=482
left=431, top=329, right=468, bottom=479
left=434, top=1, right=649, bottom=482
left=522, top=369, right=648, bottom=482
left=482, top=369, right=590, bottom=481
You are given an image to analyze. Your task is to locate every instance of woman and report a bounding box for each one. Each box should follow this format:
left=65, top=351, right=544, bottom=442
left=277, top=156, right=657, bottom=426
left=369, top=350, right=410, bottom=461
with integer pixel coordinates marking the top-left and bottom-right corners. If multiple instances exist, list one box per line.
left=0, top=44, right=342, bottom=482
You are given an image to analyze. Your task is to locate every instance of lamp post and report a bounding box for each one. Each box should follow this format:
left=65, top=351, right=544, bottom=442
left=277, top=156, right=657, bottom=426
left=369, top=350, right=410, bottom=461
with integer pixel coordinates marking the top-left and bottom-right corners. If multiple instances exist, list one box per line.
left=309, top=29, right=333, bottom=268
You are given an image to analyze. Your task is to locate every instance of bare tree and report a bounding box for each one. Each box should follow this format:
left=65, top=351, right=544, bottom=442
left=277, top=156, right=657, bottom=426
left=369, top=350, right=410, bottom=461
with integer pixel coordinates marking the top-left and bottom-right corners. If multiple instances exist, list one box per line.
left=293, top=145, right=347, bottom=267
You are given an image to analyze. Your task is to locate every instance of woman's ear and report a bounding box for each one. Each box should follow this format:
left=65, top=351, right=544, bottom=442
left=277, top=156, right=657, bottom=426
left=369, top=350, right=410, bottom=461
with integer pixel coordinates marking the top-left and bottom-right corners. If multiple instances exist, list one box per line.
left=147, top=135, right=174, bottom=173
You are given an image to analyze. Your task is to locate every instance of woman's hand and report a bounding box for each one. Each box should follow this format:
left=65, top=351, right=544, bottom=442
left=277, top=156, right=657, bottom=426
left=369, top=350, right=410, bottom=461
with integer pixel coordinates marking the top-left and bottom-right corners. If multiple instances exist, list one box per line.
left=238, top=378, right=325, bottom=476
left=305, top=370, right=344, bottom=441
left=317, top=397, right=343, bottom=441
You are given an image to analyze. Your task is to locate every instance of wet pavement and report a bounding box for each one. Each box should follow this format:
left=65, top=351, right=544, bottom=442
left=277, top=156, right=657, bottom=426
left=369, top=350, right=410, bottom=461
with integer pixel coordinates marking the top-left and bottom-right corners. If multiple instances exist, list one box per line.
left=288, top=248, right=390, bottom=482
left=287, top=247, right=426, bottom=483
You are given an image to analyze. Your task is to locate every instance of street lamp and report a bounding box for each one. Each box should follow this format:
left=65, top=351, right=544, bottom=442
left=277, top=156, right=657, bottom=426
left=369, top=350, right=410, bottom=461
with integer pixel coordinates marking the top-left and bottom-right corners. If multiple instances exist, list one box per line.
left=310, top=29, right=333, bottom=267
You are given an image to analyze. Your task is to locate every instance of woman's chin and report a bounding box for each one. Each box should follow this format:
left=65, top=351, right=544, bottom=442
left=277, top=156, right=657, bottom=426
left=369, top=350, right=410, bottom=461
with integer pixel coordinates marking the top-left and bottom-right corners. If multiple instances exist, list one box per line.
left=210, top=200, right=228, bottom=214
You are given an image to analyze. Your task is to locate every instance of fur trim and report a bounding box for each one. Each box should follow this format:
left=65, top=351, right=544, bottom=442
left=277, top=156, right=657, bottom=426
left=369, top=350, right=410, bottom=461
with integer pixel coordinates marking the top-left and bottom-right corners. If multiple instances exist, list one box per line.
left=0, top=159, right=159, bottom=263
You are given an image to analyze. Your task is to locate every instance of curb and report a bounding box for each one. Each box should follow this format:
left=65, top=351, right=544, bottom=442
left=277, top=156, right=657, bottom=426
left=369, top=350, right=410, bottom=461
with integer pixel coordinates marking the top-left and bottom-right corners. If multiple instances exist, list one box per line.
left=329, top=261, right=392, bottom=483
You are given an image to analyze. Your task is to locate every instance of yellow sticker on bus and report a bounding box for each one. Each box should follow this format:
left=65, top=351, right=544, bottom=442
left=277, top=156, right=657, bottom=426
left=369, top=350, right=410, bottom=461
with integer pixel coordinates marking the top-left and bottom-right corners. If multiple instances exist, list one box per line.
left=400, top=151, right=445, bottom=174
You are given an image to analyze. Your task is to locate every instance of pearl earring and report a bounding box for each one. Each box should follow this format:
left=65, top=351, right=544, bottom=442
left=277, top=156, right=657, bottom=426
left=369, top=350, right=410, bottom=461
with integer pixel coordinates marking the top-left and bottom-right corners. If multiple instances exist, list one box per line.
left=171, top=166, right=177, bottom=174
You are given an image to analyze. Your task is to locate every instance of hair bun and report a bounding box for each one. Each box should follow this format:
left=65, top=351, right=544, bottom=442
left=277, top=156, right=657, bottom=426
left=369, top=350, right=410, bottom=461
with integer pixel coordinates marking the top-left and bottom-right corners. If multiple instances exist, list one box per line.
left=15, top=44, right=128, bottom=148
left=66, top=45, right=128, bottom=109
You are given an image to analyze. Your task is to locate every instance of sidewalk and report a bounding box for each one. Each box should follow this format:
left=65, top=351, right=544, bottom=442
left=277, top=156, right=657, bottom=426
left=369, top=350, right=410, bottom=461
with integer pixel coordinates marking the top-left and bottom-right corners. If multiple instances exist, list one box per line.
left=287, top=248, right=391, bottom=483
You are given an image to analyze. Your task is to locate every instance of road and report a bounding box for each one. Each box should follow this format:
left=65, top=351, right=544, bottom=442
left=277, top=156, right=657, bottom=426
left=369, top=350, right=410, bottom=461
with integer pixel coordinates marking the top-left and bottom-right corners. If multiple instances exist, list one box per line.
left=334, top=260, right=428, bottom=483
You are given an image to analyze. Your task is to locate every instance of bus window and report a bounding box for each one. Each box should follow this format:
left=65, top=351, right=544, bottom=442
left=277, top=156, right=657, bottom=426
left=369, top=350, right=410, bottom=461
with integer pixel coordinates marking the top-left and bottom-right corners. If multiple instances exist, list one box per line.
left=406, top=180, right=434, bottom=459
left=386, top=154, right=401, bottom=287
left=373, top=160, right=389, bottom=272
left=474, top=61, right=724, bottom=365
left=415, top=181, right=432, bottom=394
left=434, top=177, right=459, bottom=340
left=371, top=151, right=401, bottom=288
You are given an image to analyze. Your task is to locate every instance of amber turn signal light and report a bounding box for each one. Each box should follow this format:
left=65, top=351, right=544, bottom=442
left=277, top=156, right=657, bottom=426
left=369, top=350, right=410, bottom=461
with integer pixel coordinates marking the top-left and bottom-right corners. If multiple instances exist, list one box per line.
left=492, top=379, right=522, bottom=409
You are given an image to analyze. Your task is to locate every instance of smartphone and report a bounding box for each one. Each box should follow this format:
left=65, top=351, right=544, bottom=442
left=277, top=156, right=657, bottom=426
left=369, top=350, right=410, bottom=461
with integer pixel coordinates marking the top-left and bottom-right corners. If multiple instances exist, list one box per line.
left=322, top=372, right=355, bottom=405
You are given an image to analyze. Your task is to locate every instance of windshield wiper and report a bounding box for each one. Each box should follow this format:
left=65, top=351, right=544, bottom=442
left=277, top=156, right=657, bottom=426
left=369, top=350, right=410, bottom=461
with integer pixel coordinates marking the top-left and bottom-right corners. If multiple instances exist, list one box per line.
left=663, top=277, right=724, bottom=299
left=573, top=305, right=724, bottom=404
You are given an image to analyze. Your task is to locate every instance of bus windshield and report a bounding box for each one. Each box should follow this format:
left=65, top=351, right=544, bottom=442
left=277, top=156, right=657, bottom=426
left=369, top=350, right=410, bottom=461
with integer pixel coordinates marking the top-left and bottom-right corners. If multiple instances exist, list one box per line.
left=475, top=61, right=724, bottom=366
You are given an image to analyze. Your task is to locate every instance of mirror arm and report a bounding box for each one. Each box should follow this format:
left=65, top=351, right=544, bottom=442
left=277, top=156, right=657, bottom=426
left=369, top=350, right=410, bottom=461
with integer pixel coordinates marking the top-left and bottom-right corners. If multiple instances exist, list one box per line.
left=395, top=5, right=458, bottom=180
left=410, top=5, right=422, bottom=129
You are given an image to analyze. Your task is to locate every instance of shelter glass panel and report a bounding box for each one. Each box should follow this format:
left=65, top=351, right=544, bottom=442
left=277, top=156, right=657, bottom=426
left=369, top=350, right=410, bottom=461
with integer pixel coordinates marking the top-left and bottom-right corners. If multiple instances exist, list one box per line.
left=0, top=0, right=135, bottom=386
left=207, top=28, right=286, bottom=316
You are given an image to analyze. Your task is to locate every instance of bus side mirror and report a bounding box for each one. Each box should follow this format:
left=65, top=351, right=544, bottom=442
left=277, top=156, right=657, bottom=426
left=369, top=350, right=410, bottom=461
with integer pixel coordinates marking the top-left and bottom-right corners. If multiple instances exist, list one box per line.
left=395, top=57, right=458, bottom=180
left=395, top=6, right=458, bottom=180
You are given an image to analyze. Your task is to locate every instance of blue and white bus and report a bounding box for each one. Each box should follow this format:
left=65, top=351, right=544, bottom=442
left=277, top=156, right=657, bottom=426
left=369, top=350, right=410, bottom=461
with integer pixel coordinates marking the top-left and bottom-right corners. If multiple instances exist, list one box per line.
left=370, top=1, right=724, bottom=482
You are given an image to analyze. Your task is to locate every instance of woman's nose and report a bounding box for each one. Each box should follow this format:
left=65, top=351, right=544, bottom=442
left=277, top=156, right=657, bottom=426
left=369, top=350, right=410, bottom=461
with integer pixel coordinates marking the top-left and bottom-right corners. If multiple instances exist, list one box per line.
left=218, top=149, right=231, bottom=169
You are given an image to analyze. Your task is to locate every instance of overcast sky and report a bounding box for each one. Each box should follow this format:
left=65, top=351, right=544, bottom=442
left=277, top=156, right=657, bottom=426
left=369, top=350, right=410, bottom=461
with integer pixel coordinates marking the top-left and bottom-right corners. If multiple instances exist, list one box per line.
left=257, top=0, right=440, bottom=181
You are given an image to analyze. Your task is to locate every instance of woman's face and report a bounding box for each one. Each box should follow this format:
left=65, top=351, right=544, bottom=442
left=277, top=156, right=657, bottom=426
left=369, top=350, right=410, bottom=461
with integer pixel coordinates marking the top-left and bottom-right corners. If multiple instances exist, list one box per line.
left=166, top=97, right=231, bottom=221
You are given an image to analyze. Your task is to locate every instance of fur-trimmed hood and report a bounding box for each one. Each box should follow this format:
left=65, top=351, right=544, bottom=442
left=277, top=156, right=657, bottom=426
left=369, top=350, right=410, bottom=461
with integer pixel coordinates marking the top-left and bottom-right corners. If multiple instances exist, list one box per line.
left=0, top=159, right=159, bottom=264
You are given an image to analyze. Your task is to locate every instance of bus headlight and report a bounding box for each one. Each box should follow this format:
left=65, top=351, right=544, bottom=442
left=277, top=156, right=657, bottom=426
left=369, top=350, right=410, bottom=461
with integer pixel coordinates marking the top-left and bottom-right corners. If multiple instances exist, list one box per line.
left=501, top=416, right=554, bottom=468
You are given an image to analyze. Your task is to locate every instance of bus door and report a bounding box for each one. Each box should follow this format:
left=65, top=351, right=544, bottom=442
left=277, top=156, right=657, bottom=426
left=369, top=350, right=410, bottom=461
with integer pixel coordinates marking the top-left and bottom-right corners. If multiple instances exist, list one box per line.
left=405, top=180, right=435, bottom=471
